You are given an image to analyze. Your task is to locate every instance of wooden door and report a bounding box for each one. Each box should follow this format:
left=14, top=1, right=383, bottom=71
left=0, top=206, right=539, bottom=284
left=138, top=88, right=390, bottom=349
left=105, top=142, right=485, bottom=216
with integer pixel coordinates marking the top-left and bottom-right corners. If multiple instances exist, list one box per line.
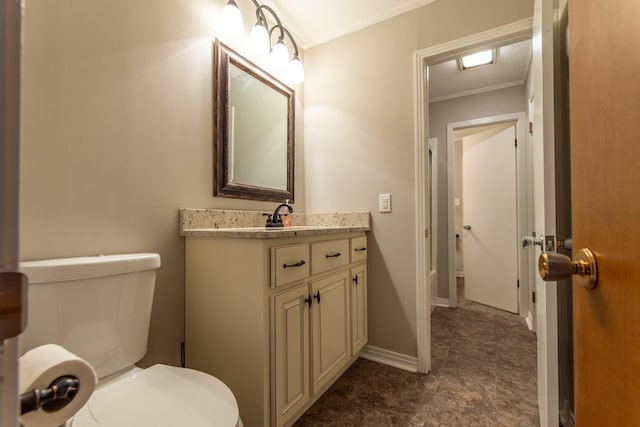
left=273, top=284, right=310, bottom=427
left=310, top=270, right=350, bottom=394
left=462, top=122, right=519, bottom=313
left=569, top=0, right=640, bottom=423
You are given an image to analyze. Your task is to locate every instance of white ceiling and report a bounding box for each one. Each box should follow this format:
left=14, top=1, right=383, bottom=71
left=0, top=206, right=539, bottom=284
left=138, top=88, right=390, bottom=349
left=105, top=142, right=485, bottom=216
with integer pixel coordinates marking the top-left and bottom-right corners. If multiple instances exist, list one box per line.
left=270, top=0, right=442, bottom=48
left=267, top=0, right=531, bottom=101
left=429, top=39, right=532, bottom=102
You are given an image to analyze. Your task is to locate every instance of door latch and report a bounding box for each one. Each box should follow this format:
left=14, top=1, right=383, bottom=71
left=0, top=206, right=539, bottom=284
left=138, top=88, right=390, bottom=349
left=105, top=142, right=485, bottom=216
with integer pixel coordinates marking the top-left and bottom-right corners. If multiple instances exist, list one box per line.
left=522, top=235, right=544, bottom=249
left=544, top=235, right=556, bottom=252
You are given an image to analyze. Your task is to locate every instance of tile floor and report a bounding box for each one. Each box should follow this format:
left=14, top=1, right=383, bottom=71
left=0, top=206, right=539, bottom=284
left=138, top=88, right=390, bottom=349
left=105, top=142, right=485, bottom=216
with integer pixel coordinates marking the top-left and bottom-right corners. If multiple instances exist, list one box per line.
left=294, top=280, right=539, bottom=426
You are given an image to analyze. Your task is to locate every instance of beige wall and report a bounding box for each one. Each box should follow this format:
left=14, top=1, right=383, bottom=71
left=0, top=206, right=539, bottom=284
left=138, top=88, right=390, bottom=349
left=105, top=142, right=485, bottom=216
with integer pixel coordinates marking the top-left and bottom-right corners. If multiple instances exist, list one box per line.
left=19, top=0, right=304, bottom=367
left=304, top=0, right=533, bottom=357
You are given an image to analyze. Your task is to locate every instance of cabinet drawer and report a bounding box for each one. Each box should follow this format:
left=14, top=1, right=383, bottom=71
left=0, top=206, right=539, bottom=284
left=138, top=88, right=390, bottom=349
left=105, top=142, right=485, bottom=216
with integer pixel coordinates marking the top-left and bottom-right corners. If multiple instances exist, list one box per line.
left=311, top=239, right=349, bottom=275
left=272, top=244, right=310, bottom=287
left=350, top=236, right=368, bottom=263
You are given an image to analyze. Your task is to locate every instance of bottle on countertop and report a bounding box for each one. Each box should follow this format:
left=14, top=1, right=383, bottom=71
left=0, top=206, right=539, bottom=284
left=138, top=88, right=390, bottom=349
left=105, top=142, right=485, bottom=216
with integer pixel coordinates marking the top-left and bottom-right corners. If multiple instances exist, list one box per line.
left=283, top=199, right=293, bottom=227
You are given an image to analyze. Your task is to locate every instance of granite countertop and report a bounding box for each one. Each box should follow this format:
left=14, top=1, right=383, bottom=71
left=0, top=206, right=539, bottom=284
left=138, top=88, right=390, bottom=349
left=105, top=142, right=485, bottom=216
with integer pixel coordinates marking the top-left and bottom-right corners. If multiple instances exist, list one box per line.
left=179, top=209, right=370, bottom=239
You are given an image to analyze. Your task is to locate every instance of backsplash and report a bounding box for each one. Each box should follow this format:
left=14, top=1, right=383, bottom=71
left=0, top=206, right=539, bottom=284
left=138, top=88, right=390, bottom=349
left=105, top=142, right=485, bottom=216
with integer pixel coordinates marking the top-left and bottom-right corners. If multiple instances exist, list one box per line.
left=303, top=212, right=370, bottom=227
left=179, top=209, right=370, bottom=231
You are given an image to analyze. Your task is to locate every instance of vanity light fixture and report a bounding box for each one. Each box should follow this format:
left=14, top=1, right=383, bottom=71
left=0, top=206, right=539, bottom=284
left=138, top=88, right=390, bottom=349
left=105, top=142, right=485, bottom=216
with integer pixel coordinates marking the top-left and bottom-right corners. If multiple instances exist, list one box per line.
left=217, top=0, right=304, bottom=83
left=218, top=0, right=244, bottom=40
left=458, top=49, right=496, bottom=70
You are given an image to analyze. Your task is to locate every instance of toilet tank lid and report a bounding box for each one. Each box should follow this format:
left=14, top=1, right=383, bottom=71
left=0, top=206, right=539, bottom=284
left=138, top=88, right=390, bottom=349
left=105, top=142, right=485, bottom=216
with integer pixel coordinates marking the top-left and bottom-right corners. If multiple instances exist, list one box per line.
left=19, top=253, right=161, bottom=284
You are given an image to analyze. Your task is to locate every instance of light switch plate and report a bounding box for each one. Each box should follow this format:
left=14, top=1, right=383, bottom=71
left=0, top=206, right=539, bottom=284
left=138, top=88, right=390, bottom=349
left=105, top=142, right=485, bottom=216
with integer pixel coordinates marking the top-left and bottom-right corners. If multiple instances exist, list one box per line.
left=379, top=193, right=391, bottom=213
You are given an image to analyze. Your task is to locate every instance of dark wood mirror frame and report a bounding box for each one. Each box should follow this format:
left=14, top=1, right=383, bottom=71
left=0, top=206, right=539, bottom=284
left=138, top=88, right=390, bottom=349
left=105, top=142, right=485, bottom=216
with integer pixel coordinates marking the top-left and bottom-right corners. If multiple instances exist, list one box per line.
left=213, top=40, right=295, bottom=203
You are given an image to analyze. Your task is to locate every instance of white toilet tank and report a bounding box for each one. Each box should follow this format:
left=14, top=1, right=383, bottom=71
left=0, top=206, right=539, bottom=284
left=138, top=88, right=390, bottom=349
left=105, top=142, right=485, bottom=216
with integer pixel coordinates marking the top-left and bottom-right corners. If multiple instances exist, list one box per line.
left=19, top=253, right=161, bottom=380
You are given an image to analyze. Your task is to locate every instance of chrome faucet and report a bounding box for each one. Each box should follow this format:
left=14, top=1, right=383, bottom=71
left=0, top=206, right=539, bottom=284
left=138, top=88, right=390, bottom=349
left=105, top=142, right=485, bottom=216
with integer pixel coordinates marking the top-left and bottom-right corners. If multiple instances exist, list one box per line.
left=266, top=203, right=293, bottom=228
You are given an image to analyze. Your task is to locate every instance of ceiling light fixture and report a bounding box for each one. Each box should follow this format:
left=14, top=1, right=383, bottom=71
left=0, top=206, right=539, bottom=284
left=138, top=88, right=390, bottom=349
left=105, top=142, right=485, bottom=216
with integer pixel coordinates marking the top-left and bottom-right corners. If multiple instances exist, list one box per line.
left=458, top=49, right=496, bottom=70
left=217, top=0, right=304, bottom=83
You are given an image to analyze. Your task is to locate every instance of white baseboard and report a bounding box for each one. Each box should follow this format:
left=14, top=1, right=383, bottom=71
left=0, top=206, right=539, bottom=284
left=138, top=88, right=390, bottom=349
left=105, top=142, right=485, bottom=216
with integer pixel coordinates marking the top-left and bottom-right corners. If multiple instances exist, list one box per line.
left=359, top=345, right=418, bottom=373
left=434, top=297, right=450, bottom=308
left=526, top=311, right=534, bottom=331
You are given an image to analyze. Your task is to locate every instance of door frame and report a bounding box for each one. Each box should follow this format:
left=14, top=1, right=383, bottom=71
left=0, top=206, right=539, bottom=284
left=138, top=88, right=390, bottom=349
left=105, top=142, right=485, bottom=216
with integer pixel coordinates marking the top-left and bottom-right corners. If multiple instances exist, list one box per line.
left=413, top=17, right=533, bottom=373
left=1, top=0, right=23, bottom=425
left=532, top=0, right=561, bottom=424
left=447, top=113, right=529, bottom=315
left=428, top=137, right=438, bottom=311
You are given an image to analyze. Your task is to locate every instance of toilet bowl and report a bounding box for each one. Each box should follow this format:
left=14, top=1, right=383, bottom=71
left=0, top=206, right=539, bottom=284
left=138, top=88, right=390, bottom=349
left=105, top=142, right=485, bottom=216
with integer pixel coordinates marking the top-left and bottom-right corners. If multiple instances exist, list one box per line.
left=71, top=365, right=241, bottom=426
left=19, top=253, right=242, bottom=427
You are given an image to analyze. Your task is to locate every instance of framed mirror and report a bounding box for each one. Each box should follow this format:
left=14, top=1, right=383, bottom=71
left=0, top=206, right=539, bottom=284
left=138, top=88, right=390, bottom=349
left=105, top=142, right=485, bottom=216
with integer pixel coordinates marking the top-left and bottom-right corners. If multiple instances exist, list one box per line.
left=214, top=40, right=295, bottom=202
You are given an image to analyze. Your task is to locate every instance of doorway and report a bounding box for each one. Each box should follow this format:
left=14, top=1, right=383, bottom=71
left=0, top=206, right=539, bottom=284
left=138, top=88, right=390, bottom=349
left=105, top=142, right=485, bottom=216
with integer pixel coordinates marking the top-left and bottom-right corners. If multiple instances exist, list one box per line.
left=446, top=113, right=529, bottom=316
left=413, top=18, right=533, bottom=374
left=455, top=120, right=519, bottom=313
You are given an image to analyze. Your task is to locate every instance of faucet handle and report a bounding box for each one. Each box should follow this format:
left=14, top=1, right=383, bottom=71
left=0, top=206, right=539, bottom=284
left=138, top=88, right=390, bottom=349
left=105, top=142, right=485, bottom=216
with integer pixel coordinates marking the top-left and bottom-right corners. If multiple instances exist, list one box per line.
left=264, top=213, right=283, bottom=228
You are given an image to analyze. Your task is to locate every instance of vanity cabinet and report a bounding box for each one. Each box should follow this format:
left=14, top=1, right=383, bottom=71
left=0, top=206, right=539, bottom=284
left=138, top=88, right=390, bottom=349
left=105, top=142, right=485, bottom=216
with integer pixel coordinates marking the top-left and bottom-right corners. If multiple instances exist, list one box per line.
left=185, top=232, right=367, bottom=427
left=350, top=263, right=368, bottom=355
left=309, top=270, right=350, bottom=394
left=273, top=284, right=310, bottom=425
left=273, top=269, right=350, bottom=427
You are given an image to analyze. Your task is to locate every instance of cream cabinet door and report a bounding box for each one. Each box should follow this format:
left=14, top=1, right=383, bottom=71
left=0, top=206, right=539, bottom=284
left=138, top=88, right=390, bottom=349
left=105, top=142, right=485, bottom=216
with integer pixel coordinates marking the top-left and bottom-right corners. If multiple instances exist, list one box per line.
left=350, top=263, right=368, bottom=355
left=273, top=284, right=310, bottom=427
left=310, top=270, right=350, bottom=394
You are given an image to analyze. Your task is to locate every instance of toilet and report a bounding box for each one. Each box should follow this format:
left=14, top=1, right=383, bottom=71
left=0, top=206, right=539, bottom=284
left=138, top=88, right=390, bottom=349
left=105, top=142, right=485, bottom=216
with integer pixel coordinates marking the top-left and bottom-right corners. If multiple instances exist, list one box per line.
left=19, top=253, right=242, bottom=427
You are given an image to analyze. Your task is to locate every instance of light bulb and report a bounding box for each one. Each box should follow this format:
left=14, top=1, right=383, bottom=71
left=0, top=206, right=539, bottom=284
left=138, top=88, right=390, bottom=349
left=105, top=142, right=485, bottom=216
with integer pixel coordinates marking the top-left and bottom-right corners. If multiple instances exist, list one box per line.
left=270, top=40, right=289, bottom=71
left=289, top=57, right=304, bottom=83
left=248, top=24, right=270, bottom=56
left=460, top=49, right=494, bottom=69
left=218, top=0, right=243, bottom=40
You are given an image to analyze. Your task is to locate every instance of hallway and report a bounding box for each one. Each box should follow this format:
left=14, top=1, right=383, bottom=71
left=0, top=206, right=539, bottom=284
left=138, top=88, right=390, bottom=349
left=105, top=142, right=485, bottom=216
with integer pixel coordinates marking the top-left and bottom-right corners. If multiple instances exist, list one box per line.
left=294, top=281, right=539, bottom=426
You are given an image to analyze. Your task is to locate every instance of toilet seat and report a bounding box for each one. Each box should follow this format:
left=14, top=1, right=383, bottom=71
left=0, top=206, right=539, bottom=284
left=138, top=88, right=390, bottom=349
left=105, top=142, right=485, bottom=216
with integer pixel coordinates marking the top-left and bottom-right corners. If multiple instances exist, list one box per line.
left=71, top=364, right=241, bottom=427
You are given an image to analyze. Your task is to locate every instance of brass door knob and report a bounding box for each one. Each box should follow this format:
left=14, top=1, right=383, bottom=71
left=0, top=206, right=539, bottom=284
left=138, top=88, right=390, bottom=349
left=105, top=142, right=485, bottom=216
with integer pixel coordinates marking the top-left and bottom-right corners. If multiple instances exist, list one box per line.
left=538, top=248, right=598, bottom=289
